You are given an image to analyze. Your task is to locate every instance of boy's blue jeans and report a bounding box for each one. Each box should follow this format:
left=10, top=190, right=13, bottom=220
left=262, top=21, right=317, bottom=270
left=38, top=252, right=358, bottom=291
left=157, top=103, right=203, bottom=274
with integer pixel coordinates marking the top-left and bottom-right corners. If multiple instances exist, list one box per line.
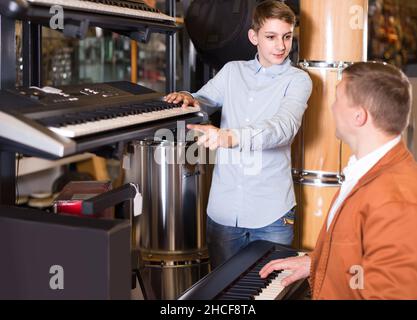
left=207, top=208, right=295, bottom=269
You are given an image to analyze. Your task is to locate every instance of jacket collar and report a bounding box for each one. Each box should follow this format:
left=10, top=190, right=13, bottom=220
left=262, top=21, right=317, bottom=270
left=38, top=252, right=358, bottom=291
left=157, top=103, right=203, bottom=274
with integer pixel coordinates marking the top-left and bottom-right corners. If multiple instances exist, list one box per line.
left=353, top=141, right=410, bottom=190
left=326, top=141, right=410, bottom=233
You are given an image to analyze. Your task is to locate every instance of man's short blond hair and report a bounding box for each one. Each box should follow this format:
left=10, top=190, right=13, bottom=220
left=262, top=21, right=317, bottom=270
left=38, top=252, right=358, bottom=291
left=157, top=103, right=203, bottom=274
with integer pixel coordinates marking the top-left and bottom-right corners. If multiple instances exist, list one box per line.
left=251, top=0, right=296, bottom=32
left=343, top=62, right=412, bottom=135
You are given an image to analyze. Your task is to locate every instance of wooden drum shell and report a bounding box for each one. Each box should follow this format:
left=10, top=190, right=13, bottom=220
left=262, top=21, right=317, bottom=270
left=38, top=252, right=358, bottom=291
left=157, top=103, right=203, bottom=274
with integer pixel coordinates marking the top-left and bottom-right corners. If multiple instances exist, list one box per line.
left=299, top=0, right=368, bottom=62
left=293, top=184, right=338, bottom=250
left=294, top=0, right=368, bottom=250
left=292, top=66, right=352, bottom=176
left=292, top=66, right=351, bottom=250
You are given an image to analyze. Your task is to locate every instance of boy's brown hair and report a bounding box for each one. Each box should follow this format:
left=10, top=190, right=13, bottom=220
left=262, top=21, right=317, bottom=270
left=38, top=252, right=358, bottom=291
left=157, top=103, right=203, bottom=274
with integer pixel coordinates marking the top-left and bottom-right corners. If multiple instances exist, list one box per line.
left=343, top=62, right=412, bottom=135
left=251, top=0, right=296, bottom=32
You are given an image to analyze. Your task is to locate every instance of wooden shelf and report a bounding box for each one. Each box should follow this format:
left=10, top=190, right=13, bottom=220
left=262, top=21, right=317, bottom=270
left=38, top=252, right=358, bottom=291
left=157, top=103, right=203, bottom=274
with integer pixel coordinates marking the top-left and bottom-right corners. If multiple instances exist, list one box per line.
left=17, top=153, right=94, bottom=176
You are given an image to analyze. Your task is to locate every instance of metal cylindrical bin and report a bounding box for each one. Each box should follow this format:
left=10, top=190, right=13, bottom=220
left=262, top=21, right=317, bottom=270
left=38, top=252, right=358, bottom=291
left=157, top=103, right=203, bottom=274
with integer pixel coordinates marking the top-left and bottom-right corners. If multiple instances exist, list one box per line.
left=124, top=140, right=211, bottom=299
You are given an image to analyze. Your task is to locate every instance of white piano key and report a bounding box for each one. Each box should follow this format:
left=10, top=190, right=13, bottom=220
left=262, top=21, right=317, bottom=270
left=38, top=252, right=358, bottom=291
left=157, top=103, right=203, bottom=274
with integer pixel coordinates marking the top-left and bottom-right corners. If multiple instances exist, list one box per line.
left=254, top=252, right=306, bottom=300
left=254, top=271, right=292, bottom=300
left=48, top=106, right=201, bottom=138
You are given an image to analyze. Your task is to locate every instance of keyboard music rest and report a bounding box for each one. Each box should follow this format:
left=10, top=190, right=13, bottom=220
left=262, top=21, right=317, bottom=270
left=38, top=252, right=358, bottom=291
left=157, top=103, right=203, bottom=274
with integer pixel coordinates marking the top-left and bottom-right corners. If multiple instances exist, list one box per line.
left=178, top=240, right=310, bottom=300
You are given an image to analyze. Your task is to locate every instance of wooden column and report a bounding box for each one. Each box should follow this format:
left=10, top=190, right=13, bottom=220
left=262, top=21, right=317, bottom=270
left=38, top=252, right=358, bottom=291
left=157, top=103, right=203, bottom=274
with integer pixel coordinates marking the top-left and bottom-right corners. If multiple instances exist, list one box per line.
left=131, top=40, right=138, bottom=83
left=293, top=0, right=368, bottom=250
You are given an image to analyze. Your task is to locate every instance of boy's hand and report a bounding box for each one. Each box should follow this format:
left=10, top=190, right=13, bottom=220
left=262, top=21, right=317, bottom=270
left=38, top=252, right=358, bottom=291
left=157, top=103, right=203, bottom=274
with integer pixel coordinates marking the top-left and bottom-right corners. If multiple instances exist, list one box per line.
left=187, top=124, right=239, bottom=150
left=164, top=92, right=200, bottom=109
left=259, top=255, right=311, bottom=287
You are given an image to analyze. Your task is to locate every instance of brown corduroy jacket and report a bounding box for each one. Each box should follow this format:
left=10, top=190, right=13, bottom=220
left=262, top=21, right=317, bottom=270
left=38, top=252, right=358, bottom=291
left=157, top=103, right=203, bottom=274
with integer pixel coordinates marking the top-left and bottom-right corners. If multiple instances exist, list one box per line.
left=310, top=142, right=417, bottom=300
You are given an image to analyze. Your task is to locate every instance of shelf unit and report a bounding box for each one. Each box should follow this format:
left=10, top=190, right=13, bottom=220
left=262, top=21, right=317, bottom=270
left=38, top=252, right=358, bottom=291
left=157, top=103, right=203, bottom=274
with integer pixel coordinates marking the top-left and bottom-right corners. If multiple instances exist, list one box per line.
left=17, top=153, right=94, bottom=176
left=0, top=0, right=177, bottom=205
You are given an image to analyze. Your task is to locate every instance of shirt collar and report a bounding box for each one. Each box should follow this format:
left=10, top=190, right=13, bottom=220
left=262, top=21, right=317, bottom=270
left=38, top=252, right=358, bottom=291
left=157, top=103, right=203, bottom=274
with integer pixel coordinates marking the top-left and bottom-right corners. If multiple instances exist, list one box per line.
left=343, top=136, right=402, bottom=182
left=251, top=54, right=292, bottom=77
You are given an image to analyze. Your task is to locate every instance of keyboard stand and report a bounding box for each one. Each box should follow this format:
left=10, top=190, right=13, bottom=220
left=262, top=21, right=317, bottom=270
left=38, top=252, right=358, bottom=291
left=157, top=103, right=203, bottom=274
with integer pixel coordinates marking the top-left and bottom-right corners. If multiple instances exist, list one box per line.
left=0, top=15, right=17, bottom=205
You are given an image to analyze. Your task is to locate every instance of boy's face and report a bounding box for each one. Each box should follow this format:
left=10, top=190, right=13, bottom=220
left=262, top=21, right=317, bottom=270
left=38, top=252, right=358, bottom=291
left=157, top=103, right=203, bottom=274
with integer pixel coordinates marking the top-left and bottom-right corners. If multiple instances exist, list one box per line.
left=248, top=19, right=294, bottom=67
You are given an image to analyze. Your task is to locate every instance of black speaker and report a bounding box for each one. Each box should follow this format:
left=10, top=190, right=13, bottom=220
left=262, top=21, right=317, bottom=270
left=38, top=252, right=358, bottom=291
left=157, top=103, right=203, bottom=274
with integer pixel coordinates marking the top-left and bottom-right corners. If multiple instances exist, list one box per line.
left=185, top=0, right=300, bottom=71
left=0, top=206, right=131, bottom=299
left=185, top=0, right=258, bottom=71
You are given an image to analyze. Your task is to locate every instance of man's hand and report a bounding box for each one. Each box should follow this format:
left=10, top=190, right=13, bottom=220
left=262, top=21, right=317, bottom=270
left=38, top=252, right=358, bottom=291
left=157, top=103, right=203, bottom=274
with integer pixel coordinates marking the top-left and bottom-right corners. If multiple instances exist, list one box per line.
left=163, top=92, right=200, bottom=109
left=187, top=124, right=239, bottom=150
left=259, top=255, right=311, bottom=287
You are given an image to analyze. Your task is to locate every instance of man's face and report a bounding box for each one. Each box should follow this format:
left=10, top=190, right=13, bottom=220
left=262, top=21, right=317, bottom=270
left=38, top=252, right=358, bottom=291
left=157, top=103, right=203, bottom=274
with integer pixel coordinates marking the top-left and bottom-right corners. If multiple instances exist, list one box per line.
left=249, top=19, right=294, bottom=67
left=332, top=79, right=357, bottom=142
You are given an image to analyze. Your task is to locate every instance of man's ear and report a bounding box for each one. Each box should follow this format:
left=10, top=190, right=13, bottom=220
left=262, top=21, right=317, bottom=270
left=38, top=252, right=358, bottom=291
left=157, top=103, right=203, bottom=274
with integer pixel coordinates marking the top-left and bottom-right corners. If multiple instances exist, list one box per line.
left=248, top=29, right=258, bottom=46
left=354, top=106, right=368, bottom=127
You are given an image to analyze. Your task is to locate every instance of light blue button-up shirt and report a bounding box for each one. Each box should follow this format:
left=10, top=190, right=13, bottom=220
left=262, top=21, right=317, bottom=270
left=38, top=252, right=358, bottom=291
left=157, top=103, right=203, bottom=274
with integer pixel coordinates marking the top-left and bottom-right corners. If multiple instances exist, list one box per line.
left=192, top=56, right=312, bottom=228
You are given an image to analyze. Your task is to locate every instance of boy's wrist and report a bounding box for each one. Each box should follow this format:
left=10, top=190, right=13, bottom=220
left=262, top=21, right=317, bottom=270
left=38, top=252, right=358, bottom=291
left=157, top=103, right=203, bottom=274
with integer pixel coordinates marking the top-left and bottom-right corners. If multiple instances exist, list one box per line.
left=178, top=91, right=194, bottom=100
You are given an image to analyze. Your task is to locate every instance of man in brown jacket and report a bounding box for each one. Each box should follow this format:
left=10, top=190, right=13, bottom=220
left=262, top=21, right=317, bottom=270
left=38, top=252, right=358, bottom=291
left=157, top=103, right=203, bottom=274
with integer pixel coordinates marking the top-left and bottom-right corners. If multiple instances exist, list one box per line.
left=260, top=62, right=417, bottom=299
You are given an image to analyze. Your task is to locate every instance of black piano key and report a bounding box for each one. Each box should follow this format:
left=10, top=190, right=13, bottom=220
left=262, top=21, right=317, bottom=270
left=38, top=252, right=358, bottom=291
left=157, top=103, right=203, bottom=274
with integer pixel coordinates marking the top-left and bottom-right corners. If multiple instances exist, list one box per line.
left=239, top=280, right=270, bottom=288
left=235, top=283, right=267, bottom=291
left=243, top=271, right=265, bottom=277
left=236, top=276, right=264, bottom=282
left=38, top=117, right=64, bottom=126
left=232, top=285, right=265, bottom=296
left=233, top=285, right=263, bottom=293
left=227, top=287, right=260, bottom=296
left=61, top=115, right=84, bottom=124
left=240, top=274, right=270, bottom=282
left=218, top=293, right=252, bottom=300
left=238, top=277, right=264, bottom=284
left=219, top=296, right=243, bottom=301
left=235, top=278, right=266, bottom=285
left=252, top=265, right=265, bottom=271
left=235, top=281, right=267, bottom=289
left=247, top=270, right=266, bottom=276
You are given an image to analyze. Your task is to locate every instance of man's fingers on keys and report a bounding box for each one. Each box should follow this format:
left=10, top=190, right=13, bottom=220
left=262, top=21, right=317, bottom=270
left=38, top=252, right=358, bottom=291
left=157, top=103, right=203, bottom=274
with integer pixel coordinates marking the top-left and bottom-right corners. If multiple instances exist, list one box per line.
left=281, top=272, right=302, bottom=287
left=259, top=259, right=288, bottom=278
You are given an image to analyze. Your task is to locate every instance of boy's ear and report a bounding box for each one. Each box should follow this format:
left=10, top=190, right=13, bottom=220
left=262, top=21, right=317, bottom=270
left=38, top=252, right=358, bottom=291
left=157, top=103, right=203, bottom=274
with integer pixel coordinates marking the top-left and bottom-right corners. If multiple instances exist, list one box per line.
left=248, top=29, right=258, bottom=46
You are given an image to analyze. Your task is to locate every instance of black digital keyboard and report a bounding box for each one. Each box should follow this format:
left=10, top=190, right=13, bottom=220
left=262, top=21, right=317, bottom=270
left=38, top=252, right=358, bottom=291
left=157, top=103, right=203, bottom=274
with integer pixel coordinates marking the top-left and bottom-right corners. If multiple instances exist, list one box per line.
left=178, top=241, right=310, bottom=300
left=0, top=82, right=208, bottom=158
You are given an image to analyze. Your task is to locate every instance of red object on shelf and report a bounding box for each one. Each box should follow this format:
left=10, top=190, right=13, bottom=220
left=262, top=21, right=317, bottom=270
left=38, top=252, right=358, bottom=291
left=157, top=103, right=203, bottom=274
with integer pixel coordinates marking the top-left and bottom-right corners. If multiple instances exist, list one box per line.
left=53, top=181, right=114, bottom=219
left=55, top=201, right=83, bottom=216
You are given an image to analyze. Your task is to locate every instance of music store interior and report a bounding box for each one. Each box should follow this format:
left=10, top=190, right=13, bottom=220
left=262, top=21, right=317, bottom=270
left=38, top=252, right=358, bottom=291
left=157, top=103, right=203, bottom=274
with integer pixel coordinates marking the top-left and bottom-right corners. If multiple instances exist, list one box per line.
left=0, top=0, right=416, bottom=300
